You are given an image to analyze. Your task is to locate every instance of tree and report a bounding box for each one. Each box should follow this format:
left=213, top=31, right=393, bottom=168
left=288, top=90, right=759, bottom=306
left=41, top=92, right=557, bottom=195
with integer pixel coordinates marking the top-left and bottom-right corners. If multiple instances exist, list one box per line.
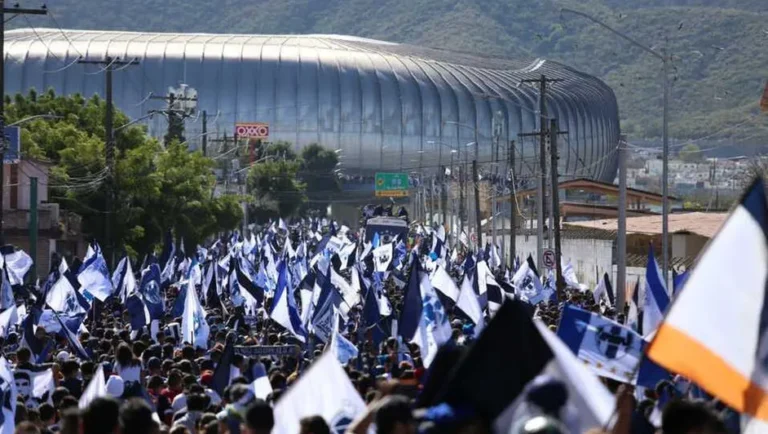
left=299, top=144, right=340, bottom=211
left=7, top=89, right=243, bottom=258
left=679, top=143, right=702, bottom=163
left=247, top=158, right=305, bottom=221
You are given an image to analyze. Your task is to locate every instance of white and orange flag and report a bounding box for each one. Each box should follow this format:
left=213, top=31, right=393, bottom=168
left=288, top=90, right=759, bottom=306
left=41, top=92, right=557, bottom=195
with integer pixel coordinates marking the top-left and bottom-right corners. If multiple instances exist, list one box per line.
left=647, top=178, right=768, bottom=433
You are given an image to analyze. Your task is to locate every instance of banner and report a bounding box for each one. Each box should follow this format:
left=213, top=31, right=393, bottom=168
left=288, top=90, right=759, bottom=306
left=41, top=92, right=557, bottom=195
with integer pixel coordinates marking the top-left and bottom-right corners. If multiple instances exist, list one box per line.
left=234, top=345, right=300, bottom=357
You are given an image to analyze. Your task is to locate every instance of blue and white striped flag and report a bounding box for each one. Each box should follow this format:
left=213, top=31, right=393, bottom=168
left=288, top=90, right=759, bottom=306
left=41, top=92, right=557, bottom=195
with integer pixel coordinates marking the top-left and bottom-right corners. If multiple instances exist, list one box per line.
left=643, top=248, right=670, bottom=337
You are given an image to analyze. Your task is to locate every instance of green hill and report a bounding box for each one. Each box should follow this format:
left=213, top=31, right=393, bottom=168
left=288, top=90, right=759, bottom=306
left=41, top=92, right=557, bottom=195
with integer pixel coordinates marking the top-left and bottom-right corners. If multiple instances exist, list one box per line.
left=15, top=0, right=768, bottom=149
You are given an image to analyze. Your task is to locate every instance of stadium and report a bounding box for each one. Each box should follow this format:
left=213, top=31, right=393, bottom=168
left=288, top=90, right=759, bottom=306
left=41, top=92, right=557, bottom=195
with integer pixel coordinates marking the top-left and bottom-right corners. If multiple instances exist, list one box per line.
left=4, top=28, right=619, bottom=181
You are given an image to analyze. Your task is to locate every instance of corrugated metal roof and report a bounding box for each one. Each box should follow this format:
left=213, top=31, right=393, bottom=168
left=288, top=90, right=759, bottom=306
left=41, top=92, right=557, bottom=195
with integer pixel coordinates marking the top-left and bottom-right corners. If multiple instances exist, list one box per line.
left=565, top=212, right=728, bottom=239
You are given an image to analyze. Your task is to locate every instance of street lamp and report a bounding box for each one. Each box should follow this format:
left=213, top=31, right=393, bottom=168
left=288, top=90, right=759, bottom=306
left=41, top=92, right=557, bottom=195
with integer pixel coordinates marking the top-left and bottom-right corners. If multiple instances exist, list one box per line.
left=8, top=114, right=63, bottom=126
left=114, top=113, right=155, bottom=133
left=560, top=7, right=672, bottom=286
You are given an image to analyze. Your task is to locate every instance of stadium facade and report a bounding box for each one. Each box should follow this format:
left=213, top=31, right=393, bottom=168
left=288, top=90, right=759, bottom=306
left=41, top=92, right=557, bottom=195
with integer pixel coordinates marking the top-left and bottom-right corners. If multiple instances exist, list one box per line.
left=4, top=29, right=620, bottom=181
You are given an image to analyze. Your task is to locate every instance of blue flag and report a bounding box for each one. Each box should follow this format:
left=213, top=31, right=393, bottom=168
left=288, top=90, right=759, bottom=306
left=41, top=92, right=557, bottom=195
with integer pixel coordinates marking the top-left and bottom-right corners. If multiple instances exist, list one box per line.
left=672, top=269, right=689, bottom=296
left=399, top=260, right=423, bottom=341
left=139, top=264, right=165, bottom=320
left=126, top=293, right=150, bottom=330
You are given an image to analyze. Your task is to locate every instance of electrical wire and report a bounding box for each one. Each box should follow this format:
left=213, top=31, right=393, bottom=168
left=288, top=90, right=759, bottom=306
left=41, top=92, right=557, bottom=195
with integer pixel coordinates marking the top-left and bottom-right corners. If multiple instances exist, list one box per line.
left=43, top=56, right=80, bottom=74
left=84, top=57, right=120, bottom=75
left=47, top=10, right=85, bottom=58
left=130, top=92, right=155, bottom=107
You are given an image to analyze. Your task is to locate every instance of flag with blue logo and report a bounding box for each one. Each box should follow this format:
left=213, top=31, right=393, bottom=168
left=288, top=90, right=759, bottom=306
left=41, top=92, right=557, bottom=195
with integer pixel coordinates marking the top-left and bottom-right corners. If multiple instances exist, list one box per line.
left=0, top=305, right=17, bottom=339
left=330, top=310, right=358, bottom=365
left=643, top=248, right=670, bottom=336
left=46, top=274, right=87, bottom=317
left=557, top=304, right=668, bottom=388
left=270, top=260, right=307, bottom=343
left=139, top=264, right=164, bottom=320
left=410, top=271, right=452, bottom=368
left=182, top=264, right=209, bottom=349
left=512, top=256, right=546, bottom=305
left=0, top=246, right=32, bottom=287
left=77, top=243, right=113, bottom=301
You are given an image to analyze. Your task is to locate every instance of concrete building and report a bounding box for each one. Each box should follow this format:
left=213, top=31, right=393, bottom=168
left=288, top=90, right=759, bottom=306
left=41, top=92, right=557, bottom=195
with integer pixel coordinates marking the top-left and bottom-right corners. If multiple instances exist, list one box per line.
left=2, top=160, right=85, bottom=279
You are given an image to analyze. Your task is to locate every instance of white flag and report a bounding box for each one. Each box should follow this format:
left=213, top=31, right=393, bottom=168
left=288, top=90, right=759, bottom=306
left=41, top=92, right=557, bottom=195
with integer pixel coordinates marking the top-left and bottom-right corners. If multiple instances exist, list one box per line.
left=182, top=267, right=210, bottom=349
left=79, top=365, right=106, bottom=410
left=272, top=353, right=367, bottom=434
left=430, top=265, right=459, bottom=302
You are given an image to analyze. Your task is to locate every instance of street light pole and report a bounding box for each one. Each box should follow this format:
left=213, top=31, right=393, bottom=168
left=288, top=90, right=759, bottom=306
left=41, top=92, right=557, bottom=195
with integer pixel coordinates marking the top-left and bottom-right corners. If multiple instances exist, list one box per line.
left=560, top=7, right=671, bottom=285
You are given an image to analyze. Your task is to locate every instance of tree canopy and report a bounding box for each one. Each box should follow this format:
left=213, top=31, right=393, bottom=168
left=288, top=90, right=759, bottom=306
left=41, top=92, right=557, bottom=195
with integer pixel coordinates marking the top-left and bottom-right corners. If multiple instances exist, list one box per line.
left=8, top=89, right=243, bottom=258
left=245, top=142, right=340, bottom=223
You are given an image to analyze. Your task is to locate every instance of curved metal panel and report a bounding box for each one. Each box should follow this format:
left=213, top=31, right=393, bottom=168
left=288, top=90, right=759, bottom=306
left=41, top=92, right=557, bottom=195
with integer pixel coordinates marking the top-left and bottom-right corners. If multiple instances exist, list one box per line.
left=4, top=29, right=620, bottom=182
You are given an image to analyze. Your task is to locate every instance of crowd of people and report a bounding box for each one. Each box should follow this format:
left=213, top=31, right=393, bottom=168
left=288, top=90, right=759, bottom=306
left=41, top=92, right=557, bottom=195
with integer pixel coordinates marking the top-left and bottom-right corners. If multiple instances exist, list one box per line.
left=0, top=209, right=742, bottom=434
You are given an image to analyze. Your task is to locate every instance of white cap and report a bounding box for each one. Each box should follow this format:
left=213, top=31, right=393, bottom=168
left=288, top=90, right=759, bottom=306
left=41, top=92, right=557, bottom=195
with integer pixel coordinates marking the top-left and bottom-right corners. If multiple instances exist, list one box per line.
left=56, top=351, right=70, bottom=362
left=106, top=375, right=125, bottom=398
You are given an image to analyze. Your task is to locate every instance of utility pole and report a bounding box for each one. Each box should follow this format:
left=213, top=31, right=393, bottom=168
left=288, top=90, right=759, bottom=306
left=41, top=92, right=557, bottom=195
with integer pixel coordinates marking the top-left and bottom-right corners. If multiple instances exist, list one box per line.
left=617, top=135, right=627, bottom=311
left=150, top=87, right=198, bottom=147
left=549, top=119, right=566, bottom=300
left=521, top=75, right=561, bottom=270
left=430, top=178, right=436, bottom=227
left=459, top=164, right=465, bottom=243
left=440, top=165, right=448, bottom=232
left=473, top=160, right=482, bottom=249
left=29, top=177, right=38, bottom=282
left=508, top=140, right=516, bottom=266
left=0, top=2, right=47, bottom=242
left=201, top=110, right=208, bottom=156
left=78, top=56, right=139, bottom=267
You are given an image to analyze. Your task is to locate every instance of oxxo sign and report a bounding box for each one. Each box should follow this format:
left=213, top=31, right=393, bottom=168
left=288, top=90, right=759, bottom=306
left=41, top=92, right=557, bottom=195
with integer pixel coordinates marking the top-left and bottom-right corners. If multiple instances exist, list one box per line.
left=235, top=122, right=270, bottom=139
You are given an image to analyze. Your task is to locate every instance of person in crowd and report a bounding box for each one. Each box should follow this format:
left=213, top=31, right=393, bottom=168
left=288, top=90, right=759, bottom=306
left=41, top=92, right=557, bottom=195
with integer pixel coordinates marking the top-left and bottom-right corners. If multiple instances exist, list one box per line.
left=82, top=397, right=121, bottom=434
left=241, top=400, right=274, bottom=434
left=299, top=416, right=331, bottom=434
left=114, top=343, right=143, bottom=398
left=119, top=398, right=160, bottom=434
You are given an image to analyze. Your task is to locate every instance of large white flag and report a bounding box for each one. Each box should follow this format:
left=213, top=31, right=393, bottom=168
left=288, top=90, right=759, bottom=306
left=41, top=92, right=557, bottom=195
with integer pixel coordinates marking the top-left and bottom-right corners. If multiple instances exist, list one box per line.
left=272, top=352, right=367, bottom=434
left=79, top=365, right=106, bottom=410
left=181, top=269, right=210, bottom=349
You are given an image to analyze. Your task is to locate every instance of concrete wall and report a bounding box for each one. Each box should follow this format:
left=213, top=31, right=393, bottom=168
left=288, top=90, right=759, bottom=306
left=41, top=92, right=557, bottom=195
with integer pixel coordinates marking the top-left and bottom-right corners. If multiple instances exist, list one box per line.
left=493, top=233, right=614, bottom=289
left=671, top=233, right=708, bottom=263
left=3, top=161, right=49, bottom=211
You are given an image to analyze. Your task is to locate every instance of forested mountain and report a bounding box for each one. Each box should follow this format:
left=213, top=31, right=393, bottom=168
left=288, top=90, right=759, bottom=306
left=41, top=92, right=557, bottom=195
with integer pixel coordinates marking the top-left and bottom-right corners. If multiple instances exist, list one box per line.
left=14, top=0, right=768, bottom=148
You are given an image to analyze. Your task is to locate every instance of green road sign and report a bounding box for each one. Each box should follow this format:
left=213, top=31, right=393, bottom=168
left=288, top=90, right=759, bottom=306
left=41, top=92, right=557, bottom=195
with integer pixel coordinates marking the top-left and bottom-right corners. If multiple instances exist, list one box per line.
left=375, top=172, right=409, bottom=197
